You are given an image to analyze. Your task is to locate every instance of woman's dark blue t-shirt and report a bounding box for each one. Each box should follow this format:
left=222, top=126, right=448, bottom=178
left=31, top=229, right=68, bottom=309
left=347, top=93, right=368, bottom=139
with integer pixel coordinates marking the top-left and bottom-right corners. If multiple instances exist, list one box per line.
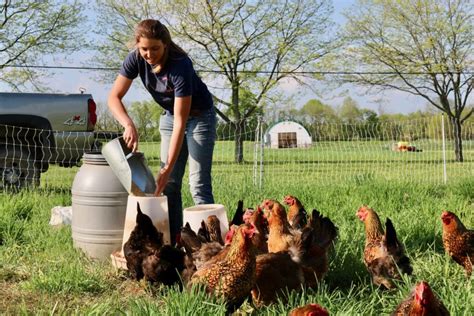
left=119, top=50, right=213, bottom=113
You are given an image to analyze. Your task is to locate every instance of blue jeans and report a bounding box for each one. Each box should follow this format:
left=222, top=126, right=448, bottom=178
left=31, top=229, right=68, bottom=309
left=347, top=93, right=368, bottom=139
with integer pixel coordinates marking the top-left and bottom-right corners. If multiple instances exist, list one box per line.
left=159, top=108, right=216, bottom=243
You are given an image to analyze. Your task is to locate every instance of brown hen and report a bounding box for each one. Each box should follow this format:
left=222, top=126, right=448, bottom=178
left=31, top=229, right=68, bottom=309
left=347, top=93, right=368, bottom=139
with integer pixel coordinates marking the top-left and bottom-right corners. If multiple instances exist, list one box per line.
left=283, top=195, right=308, bottom=230
left=177, top=222, right=226, bottom=284
left=261, top=199, right=295, bottom=253
left=391, top=281, right=449, bottom=315
left=251, top=251, right=305, bottom=306
left=356, top=206, right=412, bottom=289
left=441, top=210, right=473, bottom=277
left=206, top=215, right=224, bottom=245
left=189, top=224, right=257, bottom=314
left=297, top=209, right=338, bottom=287
left=247, top=207, right=269, bottom=254
left=123, top=202, right=164, bottom=280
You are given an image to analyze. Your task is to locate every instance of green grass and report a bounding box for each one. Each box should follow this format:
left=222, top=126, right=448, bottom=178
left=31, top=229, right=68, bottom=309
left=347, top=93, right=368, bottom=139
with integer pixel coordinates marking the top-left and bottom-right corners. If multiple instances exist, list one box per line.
left=1, top=141, right=473, bottom=315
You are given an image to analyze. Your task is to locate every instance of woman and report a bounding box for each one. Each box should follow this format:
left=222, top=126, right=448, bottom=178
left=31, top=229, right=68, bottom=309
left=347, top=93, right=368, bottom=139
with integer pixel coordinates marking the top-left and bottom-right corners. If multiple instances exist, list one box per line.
left=108, top=19, right=216, bottom=244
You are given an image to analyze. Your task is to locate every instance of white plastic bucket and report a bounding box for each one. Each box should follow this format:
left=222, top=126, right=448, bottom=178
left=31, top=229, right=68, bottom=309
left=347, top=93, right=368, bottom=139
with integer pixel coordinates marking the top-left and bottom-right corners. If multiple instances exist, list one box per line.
left=183, top=204, right=228, bottom=240
left=121, top=195, right=171, bottom=248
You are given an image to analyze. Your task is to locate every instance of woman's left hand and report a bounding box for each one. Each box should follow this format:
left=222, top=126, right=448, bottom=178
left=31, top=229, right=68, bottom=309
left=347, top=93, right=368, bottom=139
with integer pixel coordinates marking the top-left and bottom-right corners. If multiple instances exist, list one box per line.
left=154, top=166, right=171, bottom=196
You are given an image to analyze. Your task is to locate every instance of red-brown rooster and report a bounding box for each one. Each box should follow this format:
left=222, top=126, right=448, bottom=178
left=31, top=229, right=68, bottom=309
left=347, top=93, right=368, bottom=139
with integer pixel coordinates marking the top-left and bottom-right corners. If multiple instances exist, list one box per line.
left=441, top=210, right=473, bottom=277
left=356, top=205, right=413, bottom=289
left=189, top=224, right=257, bottom=313
left=283, top=195, right=308, bottom=230
left=391, top=281, right=449, bottom=315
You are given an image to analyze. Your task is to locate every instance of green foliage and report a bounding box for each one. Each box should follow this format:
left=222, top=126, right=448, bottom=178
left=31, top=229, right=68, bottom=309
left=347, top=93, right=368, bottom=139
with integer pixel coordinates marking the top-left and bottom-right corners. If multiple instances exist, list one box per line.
left=341, top=0, right=474, bottom=161
left=93, top=0, right=337, bottom=162
left=300, top=99, right=338, bottom=124
left=0, top=0, right=86, bottom=89
left=129, top=100, right=162, bottom=142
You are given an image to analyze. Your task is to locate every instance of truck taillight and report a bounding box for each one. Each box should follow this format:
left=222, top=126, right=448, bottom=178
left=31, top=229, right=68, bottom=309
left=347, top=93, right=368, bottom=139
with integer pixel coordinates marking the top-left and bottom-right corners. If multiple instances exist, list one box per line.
left=88, top=98, right=97, bottom=128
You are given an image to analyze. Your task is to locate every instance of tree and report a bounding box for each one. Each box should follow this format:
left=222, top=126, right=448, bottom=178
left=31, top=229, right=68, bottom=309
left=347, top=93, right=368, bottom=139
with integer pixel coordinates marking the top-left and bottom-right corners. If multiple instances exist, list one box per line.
left=94, top=0, right=336, bottom=162
left=95, top=102, right=122, bottom=132
left=0, top=0, right=85, bottom=90
left=300, top=99, right=338, bottom=124
left=342, top=0, right=473, bottom=161
left=339, top=97, right=362, bottom=124
left=128, top=100, right=162, bottom=142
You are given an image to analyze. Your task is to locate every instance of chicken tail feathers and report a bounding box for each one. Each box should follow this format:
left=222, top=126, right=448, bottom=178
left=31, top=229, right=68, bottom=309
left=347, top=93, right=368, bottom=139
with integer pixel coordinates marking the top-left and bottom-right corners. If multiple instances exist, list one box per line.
left=397, top=255, right=413, bottom=275
left=310, top=209, right=338, bottom=249
left=385, top=218, right=413, bottom=275
left=385, top=218, right=401, bottom=251
left=197, top=220, right=211, bottom=242
left=229, top=200, right=244, bottom=227
left=137, top=202, right=143, bottom=215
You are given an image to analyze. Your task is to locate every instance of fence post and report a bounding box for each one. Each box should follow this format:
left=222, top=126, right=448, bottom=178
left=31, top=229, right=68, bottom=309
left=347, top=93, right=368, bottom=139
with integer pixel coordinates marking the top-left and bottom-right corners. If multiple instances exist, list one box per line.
left=441, top=114, right=447, bottom=184
left=259, top=116, right=264, bottom=189
left=253, top=118, right=260, bottom=186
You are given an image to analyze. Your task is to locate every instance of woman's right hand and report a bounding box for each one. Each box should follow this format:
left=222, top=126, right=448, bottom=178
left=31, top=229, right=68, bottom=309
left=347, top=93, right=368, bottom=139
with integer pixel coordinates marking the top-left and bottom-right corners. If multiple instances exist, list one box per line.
left=123, top=123, right=138, bottom=152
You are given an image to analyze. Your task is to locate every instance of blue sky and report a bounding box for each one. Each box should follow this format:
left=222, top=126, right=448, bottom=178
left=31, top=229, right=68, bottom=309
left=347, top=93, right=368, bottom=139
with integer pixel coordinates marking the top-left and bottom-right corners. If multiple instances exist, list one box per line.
left=2, top=0, right=432, bottom=115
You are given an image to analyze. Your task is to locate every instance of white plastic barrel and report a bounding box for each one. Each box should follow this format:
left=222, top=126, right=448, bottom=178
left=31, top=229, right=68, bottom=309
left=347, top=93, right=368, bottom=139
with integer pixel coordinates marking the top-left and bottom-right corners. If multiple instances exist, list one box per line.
left=183, top=204, right=228, bottom=240
left=121, top=195, right=171, bottom=248
left=71, top=153, right=128, bottom=260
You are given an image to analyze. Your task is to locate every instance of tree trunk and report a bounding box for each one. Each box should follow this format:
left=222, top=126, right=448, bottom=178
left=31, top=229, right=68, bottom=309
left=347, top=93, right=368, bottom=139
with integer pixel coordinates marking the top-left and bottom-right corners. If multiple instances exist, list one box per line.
left=231, top=81, right=244, bottom=163
left=234, top=120, right=245, bottom=163
left=450, top=116, right=464, bottom=162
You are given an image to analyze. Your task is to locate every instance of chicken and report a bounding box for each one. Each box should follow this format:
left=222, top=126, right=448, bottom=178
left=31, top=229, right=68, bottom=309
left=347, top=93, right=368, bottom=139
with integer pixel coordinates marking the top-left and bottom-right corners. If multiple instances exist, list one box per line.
left=178, top=222, right=202, bottom=255
left=247, top=207, right=268, bottom=254
left=261, top=199, right=295, bottom=253
left=141, top=244, right=186, bottom=286
left=229, top=200, right=245, bottom=227
left=391, top=281, right=449, bottom=315
left=177, top=222, right=227, bottom=283
left=243, top=208, right=255, bottom=224
left=206, top=215, right=224, bottom=245
left=189, top=224, right=257, bottom=314
left=197, top=220, right=211, bottom=242
left=251, top=251, right=305, bottom=306
left=123, top=202, right=164, bottom=280
left=283, top=195, right=308, bottom=230
left=297, top=209, right=338, bottom=287
left=289, top=303, right=329, bottom=316
left=441, top=210, right=474, bottom=277
left=356, top=206, right=413, bottom=289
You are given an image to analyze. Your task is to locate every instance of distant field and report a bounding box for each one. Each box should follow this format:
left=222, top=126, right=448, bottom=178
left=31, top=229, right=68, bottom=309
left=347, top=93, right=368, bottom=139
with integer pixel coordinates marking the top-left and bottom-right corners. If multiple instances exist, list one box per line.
left=41, top=140, right=474, bottom=194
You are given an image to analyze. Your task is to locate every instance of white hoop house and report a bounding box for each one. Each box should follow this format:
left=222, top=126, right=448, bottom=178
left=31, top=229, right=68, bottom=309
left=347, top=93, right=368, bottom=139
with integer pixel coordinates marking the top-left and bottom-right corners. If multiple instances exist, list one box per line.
left=264, top=121, right=312, bottom=149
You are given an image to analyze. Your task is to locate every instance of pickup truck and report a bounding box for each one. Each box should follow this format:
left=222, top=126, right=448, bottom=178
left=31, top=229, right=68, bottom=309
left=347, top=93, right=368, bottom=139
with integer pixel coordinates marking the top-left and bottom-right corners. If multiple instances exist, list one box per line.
left=0, top=92, right=105, bottom=188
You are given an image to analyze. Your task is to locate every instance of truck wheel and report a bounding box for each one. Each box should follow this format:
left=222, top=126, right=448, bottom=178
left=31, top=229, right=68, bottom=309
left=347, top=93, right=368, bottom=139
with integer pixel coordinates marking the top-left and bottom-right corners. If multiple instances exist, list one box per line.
left=0, top=146, right=40, bottom=190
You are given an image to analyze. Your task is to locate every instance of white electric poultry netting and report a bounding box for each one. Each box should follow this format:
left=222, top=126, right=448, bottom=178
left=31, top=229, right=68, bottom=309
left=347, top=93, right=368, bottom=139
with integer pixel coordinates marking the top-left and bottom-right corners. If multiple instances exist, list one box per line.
left=254, top=116, right=473, bottom=187
left=0, top=116, right=473, bottom=190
